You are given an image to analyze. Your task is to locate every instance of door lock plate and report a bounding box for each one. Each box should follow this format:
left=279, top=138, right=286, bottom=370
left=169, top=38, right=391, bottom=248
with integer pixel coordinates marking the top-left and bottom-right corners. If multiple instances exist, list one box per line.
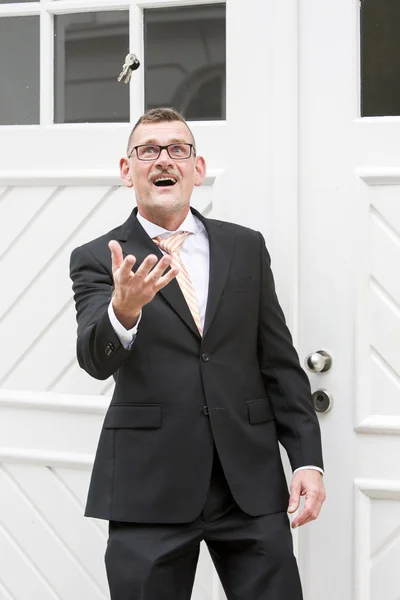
left=312, top=389, right=334, bottom=413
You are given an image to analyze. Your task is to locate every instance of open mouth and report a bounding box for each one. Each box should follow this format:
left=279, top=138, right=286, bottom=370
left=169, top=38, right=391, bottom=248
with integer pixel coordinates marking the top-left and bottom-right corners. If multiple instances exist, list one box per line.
left=153, top=177, right=178, bottom=188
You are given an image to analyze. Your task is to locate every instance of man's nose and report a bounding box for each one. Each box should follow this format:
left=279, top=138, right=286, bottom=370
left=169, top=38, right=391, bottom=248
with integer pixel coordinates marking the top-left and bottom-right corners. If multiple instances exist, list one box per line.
left=155, top=148, right=173, bottom=166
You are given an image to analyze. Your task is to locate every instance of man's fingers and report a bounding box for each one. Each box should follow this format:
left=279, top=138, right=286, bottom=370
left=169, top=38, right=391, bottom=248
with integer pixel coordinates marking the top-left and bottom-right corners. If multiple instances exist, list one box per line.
left=294, top=515, right=314, bottom=528
left=118, top=254, right=137, bottom=279
left=292, top=505, right=313, bottom=528
left=134, top=254, right=160, bottom=279
left=157, top=267, right=180, bottom=289
left=287, top=484, right=301, bottom=514
left=291, top=490, right=325, bottom=528
left=144, top=255, right=172, bottom=282
left=109, top=240, right=124, bottom=273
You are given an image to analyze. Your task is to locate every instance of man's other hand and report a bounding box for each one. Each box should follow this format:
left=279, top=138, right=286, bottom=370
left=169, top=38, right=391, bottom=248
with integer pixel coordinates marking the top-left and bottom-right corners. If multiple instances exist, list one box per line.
left=287, top=469, right=326, bottom=528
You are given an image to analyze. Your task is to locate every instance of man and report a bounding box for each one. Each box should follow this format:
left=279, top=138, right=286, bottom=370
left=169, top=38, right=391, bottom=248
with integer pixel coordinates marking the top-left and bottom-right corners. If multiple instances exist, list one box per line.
left=70, top=107, right=325, bottom=600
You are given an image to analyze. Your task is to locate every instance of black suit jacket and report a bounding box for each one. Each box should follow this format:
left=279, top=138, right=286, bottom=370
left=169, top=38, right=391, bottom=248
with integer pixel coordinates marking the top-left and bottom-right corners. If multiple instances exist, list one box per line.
left=70, top=207, right=323, bottom=523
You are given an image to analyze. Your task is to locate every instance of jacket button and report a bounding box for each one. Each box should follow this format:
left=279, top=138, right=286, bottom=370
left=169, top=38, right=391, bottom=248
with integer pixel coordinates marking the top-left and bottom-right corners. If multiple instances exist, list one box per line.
left=105, top=343, right=114, bottom=356
left=201, top=353, right=210, bottom=362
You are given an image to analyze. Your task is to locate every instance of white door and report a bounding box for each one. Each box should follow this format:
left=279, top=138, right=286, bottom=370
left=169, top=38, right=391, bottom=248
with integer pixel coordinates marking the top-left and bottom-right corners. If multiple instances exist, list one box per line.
left=225, top=1, right=400, bottom=599
left=294, top=1, right=400, bottom=598
left=298, top=1, right=400, bottom=598
left=0, top=1, right=228, bottom=598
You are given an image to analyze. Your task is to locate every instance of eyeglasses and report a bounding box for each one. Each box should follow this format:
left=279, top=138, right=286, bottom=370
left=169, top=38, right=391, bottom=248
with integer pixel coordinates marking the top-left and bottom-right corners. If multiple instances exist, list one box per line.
left=128, top=143, right=195, bottom=161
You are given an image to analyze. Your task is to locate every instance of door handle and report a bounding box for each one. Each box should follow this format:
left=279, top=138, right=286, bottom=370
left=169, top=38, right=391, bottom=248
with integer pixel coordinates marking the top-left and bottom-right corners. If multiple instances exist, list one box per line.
left=305, top=350, right=333, bottom=373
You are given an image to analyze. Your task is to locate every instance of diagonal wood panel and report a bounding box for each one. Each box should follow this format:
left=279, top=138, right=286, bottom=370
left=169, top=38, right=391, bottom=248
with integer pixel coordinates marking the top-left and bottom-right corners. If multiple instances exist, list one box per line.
left=0, top=579, right=18, bottom=600
left=371, top=207, right=400, bottom=306
left=2, top=303, right=79, bottom=390
left=0, top=182, right=216, bottom=395
left=0, top=522, right=60, bottom=600
left=6, top=463, right=107, bottom=587
left=1, top=464, right=107, bottom=600
left=0, top=187, right=9, bottom=202
left=370, top=350, right=400, bottom=415
left=369, top=495, right=400, bottom=600
left=0, top=185, right=114, bottom=320
left=365, top=188, right=400, bottom=423
left=49, top=361, right=113, bottom=396
left=0, top=185, right=131, bottom=390
left=371, top=283, right=400, bottom=382
left=371, top=186, right=400, bottom=238
left=50, top=467, right=107, bottom=537
left=0, top=187, right=57, bottom=258
left=371, top=539, right=400, bottom=600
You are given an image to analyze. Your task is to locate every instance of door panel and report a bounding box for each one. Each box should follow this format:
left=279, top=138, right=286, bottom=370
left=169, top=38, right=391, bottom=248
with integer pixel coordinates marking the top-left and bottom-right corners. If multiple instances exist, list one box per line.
left=298, top=1, right=400, bottom=599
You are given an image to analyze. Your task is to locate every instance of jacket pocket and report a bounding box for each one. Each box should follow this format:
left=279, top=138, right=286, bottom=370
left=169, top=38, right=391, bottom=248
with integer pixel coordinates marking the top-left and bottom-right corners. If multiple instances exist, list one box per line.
left=104, top=404, right=162, bottom=429
left=246, top=398, right=274, bottom=425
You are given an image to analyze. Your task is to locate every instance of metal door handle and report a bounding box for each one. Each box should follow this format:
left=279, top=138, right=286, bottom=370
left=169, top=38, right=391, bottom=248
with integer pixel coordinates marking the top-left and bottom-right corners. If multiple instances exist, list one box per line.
left=305, top=350, right=333, bottom=373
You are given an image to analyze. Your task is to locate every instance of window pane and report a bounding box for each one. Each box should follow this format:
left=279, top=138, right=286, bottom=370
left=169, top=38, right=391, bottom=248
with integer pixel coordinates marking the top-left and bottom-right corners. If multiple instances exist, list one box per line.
left=54, top=11, right=129, bottom=123
left=144, top=4, right=226, bottom=121
left=361, top=0, right=400, bottom=116
left=0, top=16, right=40, bottom=125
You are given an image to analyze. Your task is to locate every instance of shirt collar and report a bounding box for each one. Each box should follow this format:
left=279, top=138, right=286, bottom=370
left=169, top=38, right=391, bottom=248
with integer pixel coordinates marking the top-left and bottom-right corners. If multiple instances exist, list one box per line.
left=137, top=209, right=200, bottom=239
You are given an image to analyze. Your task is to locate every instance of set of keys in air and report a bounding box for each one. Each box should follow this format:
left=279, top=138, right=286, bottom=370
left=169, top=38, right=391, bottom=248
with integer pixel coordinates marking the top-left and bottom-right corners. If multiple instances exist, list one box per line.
left=118, top=53, right=141, bottom=84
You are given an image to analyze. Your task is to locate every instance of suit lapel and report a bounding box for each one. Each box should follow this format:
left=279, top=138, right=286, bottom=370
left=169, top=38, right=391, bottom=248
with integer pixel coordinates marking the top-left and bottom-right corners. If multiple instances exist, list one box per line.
left=118, top=209, right=201, bottom=338
left=199, top=213, right=234, bottom=337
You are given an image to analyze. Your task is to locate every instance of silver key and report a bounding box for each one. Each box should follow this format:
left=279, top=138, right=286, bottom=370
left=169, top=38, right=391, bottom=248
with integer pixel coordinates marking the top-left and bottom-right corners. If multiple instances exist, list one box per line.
left=118, top=53, right=139, bottom=84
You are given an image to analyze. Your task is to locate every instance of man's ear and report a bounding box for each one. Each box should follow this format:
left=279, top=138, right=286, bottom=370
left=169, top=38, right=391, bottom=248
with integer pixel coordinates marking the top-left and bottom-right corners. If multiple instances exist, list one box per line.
left=120, top=157, right=134, bottom=188
left=194, top=156, right=207, bottom=187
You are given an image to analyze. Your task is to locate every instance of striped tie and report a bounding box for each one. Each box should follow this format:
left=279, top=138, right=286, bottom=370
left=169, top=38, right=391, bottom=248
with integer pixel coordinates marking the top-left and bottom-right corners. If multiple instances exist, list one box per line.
left=153, top=231, right=202, bottom=335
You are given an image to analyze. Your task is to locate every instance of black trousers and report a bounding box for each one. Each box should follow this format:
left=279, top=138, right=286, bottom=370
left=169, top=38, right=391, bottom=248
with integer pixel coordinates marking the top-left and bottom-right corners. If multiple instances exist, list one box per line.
left=105, top=451, right=302, bottom=600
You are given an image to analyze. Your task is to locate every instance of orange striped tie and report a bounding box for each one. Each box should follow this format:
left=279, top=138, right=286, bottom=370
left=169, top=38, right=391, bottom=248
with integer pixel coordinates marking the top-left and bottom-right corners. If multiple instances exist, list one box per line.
left=153, top=231, right=202, bottom=335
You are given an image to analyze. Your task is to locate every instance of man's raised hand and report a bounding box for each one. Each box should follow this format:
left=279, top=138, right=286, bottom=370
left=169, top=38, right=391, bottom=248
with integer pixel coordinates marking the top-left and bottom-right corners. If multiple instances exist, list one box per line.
left=109, top=240, right=179, bottom=329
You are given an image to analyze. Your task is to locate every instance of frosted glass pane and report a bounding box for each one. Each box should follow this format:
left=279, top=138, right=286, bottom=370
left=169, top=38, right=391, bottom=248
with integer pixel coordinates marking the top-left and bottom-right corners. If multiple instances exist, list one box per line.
left=144, top=4, right=226, bottom=121
left=54, top=11, right=129, bottom=123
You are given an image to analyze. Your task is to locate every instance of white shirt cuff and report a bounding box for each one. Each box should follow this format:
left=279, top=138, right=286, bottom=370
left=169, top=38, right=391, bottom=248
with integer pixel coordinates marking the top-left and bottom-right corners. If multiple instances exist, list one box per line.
left=108, top=301, right=141, bottom=349
left=293, top=466, right=324, bottom=476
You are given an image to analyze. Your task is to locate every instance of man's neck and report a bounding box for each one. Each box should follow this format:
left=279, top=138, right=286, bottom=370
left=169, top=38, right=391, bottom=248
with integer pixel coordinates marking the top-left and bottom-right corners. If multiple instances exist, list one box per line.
left=138, top=208, right=190, bottom=231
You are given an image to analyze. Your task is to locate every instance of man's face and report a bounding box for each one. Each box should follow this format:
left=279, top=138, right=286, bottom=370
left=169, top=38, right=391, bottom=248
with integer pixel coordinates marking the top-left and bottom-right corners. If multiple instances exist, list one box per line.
left=120, top=121, right=206, bottom=222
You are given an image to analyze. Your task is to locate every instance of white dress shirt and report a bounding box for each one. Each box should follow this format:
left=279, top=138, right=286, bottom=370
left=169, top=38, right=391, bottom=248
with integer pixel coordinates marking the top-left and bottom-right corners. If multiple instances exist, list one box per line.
left=107, top=210, right=322, bottom=477
left=108, top=210, right=209, bottom=344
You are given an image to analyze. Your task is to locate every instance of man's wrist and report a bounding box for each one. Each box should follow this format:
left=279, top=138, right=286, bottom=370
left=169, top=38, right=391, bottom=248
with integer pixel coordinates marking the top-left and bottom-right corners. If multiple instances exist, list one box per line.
left=112, top=299, right=141, bottom=330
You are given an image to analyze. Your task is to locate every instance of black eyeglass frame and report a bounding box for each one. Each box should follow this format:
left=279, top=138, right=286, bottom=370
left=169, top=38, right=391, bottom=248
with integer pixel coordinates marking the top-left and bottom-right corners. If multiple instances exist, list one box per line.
left=128, top=143, right=196, bottom=160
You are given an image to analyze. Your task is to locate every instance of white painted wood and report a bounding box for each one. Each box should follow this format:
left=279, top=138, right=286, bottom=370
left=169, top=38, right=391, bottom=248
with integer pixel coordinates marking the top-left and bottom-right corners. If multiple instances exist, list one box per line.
left=355, top=416, right=400, bottom=435
left=0, top=4, right=40, bottom=17
left=357, top=167, right=400, bottom=185
left=0, top=169, right=222, bottom=186
left=0, top=186, right=55, bottom=255
left=292, top=1, right=400, bottom=599
left=223, top=0, right=400, bottom=598
left=0, top=389, right=109, bottom=413
left=1, top=520, right=61, bottom=600
left=1, top=465, right=107, bottom=599
left=354, top=481, right=400, bottom=600
left=7, top=463, right=107, bottom=582
left=0, top=448, right=94, bottom=469
left=40, top=9, right=53, bottom=126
